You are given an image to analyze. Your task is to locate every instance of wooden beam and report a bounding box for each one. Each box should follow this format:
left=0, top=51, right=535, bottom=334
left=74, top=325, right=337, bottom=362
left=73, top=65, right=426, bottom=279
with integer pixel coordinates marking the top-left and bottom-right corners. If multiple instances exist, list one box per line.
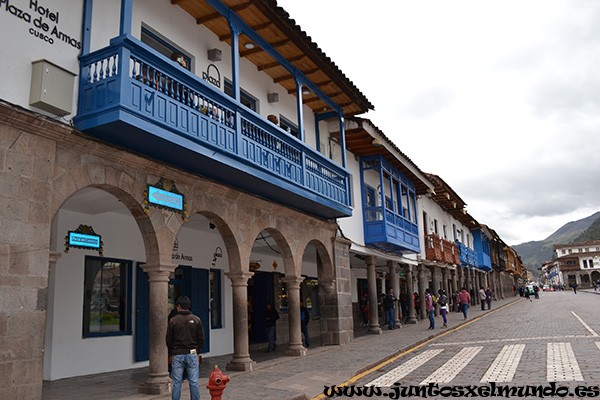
left=274, top=68, right=319, bottom=84
left=240, top=38, right=290, bottom=58
left=171, top=0, right=183, bottom=4
left=257, top=54, right=305, bottom=71
left=219, top=21, right=272, bottom=41
left=196, top=3, right=251, bottom=25
left=303, top=92, right=342, bottom=105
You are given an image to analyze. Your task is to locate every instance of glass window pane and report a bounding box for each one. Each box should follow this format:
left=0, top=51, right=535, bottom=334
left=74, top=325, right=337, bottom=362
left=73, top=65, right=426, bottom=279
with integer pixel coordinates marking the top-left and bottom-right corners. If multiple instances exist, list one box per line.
left=83, top=257, right=130, bottom=336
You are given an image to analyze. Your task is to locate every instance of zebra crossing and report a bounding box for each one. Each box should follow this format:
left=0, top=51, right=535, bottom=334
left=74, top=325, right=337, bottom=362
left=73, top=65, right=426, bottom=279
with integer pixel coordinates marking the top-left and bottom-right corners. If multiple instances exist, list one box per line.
left=365, top=341, right=596, bottom=386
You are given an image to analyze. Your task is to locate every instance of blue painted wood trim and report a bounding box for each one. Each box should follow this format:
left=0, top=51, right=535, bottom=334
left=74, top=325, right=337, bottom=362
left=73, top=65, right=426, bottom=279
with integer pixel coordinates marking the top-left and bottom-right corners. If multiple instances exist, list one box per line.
left=81, top=0, right=93, bottom=56
left=227, top=18, right=242, bottom=102
left=338, top=113, right=347, bottom=169
left=119, top=0, right=133, bottom=37
left=204, top=0, right=342, bottom=115
left=295, top=76, right=305, bottom=142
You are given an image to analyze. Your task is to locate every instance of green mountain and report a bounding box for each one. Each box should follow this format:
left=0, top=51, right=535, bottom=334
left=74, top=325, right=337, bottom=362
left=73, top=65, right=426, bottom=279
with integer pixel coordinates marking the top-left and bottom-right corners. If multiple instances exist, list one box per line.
left=573, top=215, right=600, bottom=242
left=513, top=211, right=600, bottom=275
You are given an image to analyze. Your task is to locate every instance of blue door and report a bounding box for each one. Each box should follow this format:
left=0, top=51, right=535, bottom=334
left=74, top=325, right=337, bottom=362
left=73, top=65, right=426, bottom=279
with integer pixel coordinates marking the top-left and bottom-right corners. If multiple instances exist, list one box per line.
left=135, top=264, right=149, bottom=362
left=135, top=265, right=210, bottom=362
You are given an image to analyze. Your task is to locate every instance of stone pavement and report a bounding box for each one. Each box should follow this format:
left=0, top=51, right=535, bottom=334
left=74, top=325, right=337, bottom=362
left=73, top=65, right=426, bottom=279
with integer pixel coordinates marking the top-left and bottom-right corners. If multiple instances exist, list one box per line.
left=43, top=295, right=524, bottom=400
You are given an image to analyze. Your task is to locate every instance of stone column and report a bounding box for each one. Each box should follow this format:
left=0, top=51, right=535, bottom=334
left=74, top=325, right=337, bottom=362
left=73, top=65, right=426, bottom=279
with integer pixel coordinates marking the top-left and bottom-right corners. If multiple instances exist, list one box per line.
left=225, top=271, right=257, bottom=371
left=417, top=264, right=427, bottom=320
left=429, top=265, right=439, bottom=316
left=388, top=260, right=401, bottom=327
left=442, top=267, right=449, bottom=296
left=138, top=264, right=176, bottom=395
left=283, top=276, right=307, bottom=356
left=404, top=265, right=417, bottom=324
left=366, top=256, right=382, bottom=334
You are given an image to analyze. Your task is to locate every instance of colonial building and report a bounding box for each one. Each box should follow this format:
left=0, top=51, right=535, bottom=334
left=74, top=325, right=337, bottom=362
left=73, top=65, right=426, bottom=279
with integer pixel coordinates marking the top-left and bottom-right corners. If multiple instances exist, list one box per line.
left=0, top=0, right=376, bottom=397
left=554, top=240, right=600, bottom=288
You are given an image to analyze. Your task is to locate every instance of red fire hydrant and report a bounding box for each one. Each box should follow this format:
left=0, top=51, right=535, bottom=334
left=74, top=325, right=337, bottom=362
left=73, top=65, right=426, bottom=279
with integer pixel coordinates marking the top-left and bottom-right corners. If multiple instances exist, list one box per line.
left=207, top=365, right=230, bottom=400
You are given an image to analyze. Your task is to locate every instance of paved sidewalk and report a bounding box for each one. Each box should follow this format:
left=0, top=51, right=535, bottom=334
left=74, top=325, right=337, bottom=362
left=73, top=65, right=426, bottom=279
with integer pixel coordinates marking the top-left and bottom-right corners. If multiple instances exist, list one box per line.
left=43, top=295, right=523, bottom=400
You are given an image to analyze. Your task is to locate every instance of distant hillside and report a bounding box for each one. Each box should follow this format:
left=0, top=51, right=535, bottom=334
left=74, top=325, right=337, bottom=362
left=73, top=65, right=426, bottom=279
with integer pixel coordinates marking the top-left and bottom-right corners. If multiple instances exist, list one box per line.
left=513, top=211, right=600, bottom=275
left=573, top=215, right=600, bottom=242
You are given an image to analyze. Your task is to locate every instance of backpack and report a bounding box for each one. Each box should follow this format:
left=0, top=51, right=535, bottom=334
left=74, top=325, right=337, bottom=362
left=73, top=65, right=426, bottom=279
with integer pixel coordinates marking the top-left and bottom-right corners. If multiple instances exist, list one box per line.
left=431, top=294, right=437, bottom=307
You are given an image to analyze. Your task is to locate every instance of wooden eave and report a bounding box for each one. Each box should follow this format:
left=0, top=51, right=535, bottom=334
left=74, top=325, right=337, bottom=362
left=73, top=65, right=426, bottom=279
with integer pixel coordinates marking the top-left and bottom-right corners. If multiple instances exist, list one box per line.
left=331, top=125, right=430, bottom=195
left=171, top=0, right=374, bottom=117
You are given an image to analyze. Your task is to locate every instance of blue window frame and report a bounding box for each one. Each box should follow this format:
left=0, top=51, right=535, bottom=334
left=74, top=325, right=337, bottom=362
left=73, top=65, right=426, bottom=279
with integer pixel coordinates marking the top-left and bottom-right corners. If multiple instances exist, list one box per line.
left=140, top=27, right=191, bottom=71
left=83, top=256, right=132, bottom=337
left=279, top=115, right=299, bottom=139
left=210, top=269, right=222, bottom=329
left=224, top=80, right=257, bottom=111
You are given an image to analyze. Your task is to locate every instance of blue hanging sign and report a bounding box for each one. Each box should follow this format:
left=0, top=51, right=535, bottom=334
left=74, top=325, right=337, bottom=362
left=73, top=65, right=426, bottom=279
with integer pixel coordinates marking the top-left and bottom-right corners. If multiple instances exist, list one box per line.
left=148, top=186, right=183, bottom=211
left=144, top=178, right=188, bottom=221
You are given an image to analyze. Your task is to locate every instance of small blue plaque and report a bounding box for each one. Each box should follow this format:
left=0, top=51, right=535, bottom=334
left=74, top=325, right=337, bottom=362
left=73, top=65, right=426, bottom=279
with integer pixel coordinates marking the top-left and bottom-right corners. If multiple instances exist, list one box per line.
left=69, top=232, right=101, bottom=249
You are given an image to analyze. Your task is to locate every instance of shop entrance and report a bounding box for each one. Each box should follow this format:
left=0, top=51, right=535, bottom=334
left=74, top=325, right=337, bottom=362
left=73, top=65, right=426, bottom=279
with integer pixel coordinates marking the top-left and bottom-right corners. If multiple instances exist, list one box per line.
left=247, top=271, right=275, bottom=343
left=135, top=265, right=209, bottom=361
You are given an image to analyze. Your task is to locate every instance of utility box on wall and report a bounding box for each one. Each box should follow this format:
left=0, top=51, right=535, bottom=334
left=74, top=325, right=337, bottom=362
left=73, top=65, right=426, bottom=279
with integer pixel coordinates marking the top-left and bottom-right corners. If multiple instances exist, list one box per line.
left=29, top=59, right=76, bottom=116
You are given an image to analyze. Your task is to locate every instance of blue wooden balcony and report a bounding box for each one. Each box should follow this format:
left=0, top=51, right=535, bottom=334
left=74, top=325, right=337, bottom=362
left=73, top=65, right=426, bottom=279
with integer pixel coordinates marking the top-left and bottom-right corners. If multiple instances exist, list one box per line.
left=73, top=35, right=351, bottom=219
left=457, top=241, right=478, bottom=268
left=363, top=206, right=420, bottom=254
left=361, top=155, right=420, bottom=255
left=472, top=230, right=492, bottom=271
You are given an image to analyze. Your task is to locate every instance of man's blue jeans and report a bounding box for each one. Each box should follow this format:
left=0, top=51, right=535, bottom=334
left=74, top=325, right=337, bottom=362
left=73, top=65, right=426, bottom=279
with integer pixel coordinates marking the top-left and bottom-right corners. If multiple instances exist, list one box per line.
left=428, top=309, right=435, bottom=329
left=461, top=303, right=469, bottom=318
left=301, top=324, right=311, bottom=347
left=171, top=354, right=200, bottom=400
left=267, top=326, right=277, bottom=351
left=386, top=309, right=396, bottom=329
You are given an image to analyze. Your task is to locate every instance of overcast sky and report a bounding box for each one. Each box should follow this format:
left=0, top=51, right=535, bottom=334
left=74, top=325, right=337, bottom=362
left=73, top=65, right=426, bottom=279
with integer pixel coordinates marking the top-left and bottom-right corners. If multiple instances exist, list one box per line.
left=277, top=0, right=600, bottom=245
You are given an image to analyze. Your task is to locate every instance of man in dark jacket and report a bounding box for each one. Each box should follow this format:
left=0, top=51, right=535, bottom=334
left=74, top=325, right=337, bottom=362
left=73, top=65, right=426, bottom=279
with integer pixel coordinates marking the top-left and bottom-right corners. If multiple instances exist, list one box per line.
left=383, top=289, right=397, bottom=330
left=166, top=296, right=205, bottom=400
left=264, top=302, right=279, bottom=351
left=300, top=301, right=310, bottom=348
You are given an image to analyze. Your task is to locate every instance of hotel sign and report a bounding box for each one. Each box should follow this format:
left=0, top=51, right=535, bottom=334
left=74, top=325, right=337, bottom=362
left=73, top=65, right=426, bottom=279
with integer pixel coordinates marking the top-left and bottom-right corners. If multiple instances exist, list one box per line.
left=144, top=178, right=188, bottom=221
left=148, top=186, right=183, bottom=211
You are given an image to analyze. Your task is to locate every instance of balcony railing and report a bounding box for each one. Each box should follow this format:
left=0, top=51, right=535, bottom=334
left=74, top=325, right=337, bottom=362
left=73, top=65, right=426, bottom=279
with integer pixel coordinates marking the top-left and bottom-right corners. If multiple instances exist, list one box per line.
left=457, top=241, right=478, bottom=268
left=74, top=35, right=351, bottom=219
left=425, top=234, right=459, bottom=264
left=363, top=205, right=420, bottom=254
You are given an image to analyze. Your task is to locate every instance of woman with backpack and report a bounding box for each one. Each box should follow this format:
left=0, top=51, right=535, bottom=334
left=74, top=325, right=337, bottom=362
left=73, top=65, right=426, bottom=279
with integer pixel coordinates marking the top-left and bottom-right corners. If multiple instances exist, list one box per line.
left=438, top=289, right=448, bottom=328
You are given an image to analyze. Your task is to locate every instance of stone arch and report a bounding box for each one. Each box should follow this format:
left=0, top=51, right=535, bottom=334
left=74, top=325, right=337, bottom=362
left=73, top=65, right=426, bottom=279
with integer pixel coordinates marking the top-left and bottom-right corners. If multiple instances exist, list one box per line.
left=50, top=164, right=175, bottom=265
left=303, top=238, right=334, bottom=281
left=173, top=210, right=242, bottom=273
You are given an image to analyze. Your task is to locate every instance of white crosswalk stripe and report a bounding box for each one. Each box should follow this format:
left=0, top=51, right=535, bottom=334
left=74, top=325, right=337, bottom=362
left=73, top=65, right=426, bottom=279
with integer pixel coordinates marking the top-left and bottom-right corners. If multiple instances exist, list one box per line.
left=420, top=346, right=483, bottom=384
left=547, top=342, right=583, bottom=381
left=365, top=349, right=444, bottom=387
left=480, top=344, right=525, bottom=382
left=363, top=342, right=592, bottom=386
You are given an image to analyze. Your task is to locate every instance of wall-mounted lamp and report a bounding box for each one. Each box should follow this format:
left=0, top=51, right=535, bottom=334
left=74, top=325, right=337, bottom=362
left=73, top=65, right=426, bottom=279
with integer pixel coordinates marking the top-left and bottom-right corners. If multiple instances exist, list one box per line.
left=302, top=88, right=310, bottom=95
left=267, top=92, right=279, bottom=103
left=212, top=246, right=223, bottom=267
left=209, top=222, right=216, bottom=230
left=372, top=138, right=384, bottom=147
left=207, top=48, right=222, bottom=62
left=244, top=42, right=255, bottom=49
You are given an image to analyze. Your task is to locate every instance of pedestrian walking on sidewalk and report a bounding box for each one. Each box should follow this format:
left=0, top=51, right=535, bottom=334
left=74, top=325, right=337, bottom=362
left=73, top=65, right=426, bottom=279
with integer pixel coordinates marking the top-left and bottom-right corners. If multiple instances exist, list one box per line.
left=572, top=283, right=578, bottom=294
left=457, top=287, right=471, bottom=320
left=264, top=303, right=279, bottom=351
left=166, top=296, right=205, bottom=400
left=383, top=289, right=397, bottom=330
left=524, top=287, right=532, bottom=302
left=438, top=289, right=448, bottom=328
left=479, top=287, right=486, bottom=311
left=300, top=301, right=310, bottom=348
left=485, top=287, right=493, bottom=310
left=425, top=288, right=435, bottom=330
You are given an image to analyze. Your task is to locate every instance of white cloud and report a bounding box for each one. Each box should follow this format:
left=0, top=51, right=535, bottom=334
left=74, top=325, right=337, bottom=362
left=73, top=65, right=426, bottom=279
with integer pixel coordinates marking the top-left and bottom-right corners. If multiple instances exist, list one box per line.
left=278, top=0, right=600, bottom=245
